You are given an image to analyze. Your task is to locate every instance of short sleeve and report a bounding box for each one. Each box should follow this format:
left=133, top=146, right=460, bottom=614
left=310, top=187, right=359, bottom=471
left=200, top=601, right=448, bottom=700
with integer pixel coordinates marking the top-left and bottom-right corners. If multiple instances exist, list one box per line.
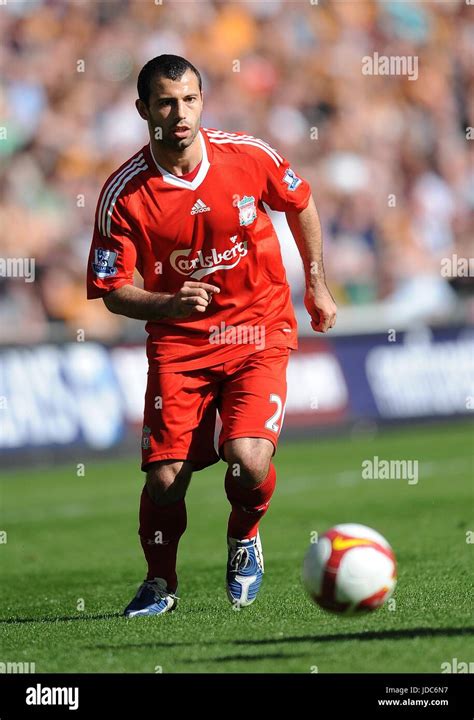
left=258, top=143, right=311, bottom=212
left=86, top=193, right=137, bottom=300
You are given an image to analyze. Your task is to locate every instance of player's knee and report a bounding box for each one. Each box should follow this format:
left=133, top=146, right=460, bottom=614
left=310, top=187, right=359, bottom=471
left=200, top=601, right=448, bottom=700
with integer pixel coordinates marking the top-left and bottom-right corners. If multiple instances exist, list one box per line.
left=225, top=442, right=272, bottom=488
left=145, top=460, right=192, bottom=504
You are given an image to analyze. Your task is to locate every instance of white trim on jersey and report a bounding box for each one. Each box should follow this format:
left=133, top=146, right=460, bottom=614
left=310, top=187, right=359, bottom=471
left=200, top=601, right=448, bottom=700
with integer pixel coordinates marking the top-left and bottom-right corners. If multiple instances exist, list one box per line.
left=205, top=129, right=283, bottom=167
left=149, top=131, right=210, bottom=190
left=205, top=129, right=283, bottom=162
left=98, top=153, right=148, bottom=237
left=105, top=162, right=149, bottom=238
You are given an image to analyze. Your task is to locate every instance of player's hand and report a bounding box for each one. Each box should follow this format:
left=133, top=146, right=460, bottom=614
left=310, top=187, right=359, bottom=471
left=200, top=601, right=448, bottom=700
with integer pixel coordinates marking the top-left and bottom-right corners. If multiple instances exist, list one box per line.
left=304, top=283, right=337, bottom=333
left=167, top=281, right=220, bottom=318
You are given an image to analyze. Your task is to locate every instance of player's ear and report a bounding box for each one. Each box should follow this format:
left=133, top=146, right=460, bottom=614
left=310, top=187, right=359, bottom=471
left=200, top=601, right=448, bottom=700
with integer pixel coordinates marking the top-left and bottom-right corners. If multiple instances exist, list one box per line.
left=135, top=99, right=149, bottom=121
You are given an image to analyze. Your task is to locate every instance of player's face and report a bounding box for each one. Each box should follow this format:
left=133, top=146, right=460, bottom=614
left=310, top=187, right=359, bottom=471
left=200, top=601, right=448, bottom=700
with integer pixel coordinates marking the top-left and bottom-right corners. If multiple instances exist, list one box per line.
left=139, top=71, right=203, bottom=152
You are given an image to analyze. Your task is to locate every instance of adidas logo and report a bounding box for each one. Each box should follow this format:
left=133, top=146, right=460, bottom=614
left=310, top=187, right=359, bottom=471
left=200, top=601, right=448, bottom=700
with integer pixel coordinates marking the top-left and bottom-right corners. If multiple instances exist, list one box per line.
left=191, top=199, right=211, bottom=215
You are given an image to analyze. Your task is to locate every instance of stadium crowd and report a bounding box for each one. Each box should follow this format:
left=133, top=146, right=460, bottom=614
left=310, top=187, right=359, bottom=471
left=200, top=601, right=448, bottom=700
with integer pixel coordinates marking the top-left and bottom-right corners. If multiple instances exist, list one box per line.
left=1, top=0, right=472, bottom=342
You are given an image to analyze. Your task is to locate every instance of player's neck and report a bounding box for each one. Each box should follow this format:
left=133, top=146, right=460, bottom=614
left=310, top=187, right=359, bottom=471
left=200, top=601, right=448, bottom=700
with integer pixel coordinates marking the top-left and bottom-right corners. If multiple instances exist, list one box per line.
left=150, top=133, right=202, bottom=177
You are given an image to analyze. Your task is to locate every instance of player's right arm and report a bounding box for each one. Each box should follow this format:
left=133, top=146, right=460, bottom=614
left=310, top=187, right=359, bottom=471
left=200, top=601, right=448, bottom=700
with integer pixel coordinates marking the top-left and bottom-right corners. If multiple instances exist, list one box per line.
left=103, top=281, right=220, bottom=320
left=86, top=184, right=219, bottom=320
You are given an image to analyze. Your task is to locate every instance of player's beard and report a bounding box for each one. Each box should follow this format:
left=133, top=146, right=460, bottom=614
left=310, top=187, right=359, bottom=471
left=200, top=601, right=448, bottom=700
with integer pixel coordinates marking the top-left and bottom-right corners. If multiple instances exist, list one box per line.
left=154, top=119, right=201, bottom=153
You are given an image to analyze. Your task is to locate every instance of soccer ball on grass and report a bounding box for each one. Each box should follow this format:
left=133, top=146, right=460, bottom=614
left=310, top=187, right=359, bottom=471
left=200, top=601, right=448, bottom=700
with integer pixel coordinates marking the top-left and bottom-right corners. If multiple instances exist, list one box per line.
left=302, top=523, right=397, bottom=614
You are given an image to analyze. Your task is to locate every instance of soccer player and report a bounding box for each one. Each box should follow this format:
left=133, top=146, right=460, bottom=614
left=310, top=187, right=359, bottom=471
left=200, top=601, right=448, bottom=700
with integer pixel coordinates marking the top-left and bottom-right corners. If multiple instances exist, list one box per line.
left=87, top=55, right=337, bottom=617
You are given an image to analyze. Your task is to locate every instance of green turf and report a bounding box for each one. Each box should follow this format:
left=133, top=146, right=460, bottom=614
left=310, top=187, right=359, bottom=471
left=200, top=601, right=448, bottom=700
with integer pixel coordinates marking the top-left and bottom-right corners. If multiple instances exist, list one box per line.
left=1, top=421, right=473, bottom=674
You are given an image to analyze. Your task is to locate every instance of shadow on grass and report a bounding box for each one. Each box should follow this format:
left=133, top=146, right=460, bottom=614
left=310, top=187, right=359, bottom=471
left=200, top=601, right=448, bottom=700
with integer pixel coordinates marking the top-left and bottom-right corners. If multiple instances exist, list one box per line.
left=0, top=612, right=123, bottom=624
left=83, top=625, right=474, bottom=651
left=183, top=652, right=309, bottom=663
left=235, top=627, right=474, bottom=644
left=3, top=613, right=473, bottom=656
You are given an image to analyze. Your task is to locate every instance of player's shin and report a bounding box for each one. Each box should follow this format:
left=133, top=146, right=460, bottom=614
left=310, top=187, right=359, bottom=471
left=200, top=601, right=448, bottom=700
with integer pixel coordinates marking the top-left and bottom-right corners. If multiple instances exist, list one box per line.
left=225, top=463, right=276, bottom=539
left=138, top=486, right=187, bottom=591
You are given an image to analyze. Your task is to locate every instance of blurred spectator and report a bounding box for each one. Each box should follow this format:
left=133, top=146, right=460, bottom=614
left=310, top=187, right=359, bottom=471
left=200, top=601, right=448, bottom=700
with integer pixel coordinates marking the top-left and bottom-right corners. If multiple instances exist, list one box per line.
left=0, top=0, right=472, bottom=342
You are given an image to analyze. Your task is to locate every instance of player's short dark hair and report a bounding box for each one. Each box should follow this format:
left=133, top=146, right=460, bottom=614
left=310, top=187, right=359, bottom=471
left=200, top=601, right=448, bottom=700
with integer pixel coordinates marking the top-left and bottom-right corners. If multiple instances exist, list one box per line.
left=137, top=55, right=202, bottom=106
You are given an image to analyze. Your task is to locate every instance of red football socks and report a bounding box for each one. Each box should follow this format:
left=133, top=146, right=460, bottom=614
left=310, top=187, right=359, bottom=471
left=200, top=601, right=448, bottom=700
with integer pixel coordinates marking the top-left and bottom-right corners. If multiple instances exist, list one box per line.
left=138, top=486, right=187, bottom=590
left=137, top=463, right=276, bottom=585
left=225, top=462, right=276, bottom=539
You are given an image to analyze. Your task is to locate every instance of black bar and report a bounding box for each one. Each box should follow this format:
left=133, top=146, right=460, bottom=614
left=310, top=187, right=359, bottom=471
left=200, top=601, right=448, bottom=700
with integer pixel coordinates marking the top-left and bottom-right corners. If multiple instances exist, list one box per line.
left=0, top=673, right=471, bottom=717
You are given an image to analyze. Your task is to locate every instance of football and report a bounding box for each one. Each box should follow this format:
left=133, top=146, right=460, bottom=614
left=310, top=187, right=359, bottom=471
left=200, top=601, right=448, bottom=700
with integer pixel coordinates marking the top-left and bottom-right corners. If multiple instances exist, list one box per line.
left=302, top=523, right=397, bottom=614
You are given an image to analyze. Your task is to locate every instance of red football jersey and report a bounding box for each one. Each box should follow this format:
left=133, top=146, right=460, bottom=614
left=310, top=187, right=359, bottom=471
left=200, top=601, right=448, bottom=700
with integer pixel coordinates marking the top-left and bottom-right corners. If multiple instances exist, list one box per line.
left=87, top=128, right=311, bottom=371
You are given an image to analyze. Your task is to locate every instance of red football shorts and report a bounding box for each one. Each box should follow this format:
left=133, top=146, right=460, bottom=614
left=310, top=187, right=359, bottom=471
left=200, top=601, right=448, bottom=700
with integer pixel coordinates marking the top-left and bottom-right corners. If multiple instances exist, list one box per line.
left=141, top=346, right=291, bottom=471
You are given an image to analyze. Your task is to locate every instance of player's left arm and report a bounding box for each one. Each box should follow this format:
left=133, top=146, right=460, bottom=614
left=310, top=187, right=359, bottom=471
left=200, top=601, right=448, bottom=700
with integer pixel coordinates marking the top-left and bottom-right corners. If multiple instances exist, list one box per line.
left=285, top=195, right=337, bottom=333
left=257, top=143, right=337, bottom=333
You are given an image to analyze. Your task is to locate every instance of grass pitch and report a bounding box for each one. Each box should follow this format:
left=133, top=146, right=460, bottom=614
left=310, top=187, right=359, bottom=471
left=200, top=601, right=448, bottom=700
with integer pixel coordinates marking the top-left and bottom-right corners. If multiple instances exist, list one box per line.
left=1, top=421, right=472, bottom=673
